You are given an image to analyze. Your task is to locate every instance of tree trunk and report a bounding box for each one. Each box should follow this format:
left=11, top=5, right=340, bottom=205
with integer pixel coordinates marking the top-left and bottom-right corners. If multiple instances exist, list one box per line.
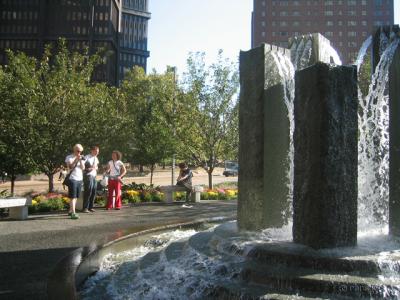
left=139, top=165, right=144, bottom=173
left=10, top=175, right=16, bottom=196
left=162, top=161, right=166, bottom=170
left=208, top=169, right=213, bottom=190
left=47, top=173, right=54, bottom=193
left=150, top=164, right=155, bottom=185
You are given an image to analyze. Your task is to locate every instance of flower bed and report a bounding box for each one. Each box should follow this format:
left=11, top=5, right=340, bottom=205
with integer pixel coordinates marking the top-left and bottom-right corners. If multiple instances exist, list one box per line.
left=29, top=193, right=70, bottom=213
left=200, top=188, right=238, bottom=200
left=121, top=182, right=165, bottom=204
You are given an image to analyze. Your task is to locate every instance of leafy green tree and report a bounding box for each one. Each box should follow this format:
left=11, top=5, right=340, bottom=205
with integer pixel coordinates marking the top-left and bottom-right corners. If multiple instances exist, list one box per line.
left=31, top=39, right=104, bottom=192
left=0, top=52, right=39, bottom=195
left=176, top=51, right=239, bottom=189
left=120, top=67, right=177, bottom=184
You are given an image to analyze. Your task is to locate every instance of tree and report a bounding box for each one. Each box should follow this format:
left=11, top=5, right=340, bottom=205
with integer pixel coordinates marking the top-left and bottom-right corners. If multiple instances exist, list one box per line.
left=0, top=52, right=39, bottom=195
left=120, top=67, right=177, bottom=184
left=31, top=39, right=104, bottom=192
left=176, top=51, right=239, bottom=189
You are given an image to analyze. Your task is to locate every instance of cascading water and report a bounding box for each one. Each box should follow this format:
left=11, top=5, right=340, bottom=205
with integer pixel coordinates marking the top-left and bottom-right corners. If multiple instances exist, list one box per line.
left=358, top=35, right=400, bottom=231
left=354, top=35, right=372, bottom=72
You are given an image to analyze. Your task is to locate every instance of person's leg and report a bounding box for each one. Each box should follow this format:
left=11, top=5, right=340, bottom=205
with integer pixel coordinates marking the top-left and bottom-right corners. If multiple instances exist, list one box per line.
left=115, top=180, right=122, bottom=209
left=185, top=187, right=192, bottom=203
left=88, top=177, right=97, bottom=210
left=83, top=177, right=90, bottom=210
left=107, top=180, right=116, bottom=209
left=68, top=180, right=77, bottom=214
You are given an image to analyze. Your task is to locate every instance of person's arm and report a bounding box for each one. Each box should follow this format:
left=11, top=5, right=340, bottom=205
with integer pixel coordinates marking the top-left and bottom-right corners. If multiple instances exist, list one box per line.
left=118, top=163, right=127, bottom=180
left=66, top=156, right=79, bottom=169
left=104, top=162, right=111, bottom=175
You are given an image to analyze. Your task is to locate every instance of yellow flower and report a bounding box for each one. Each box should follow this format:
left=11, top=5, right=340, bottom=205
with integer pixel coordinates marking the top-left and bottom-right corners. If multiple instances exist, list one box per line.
left=31, top=200, right=38, bottom=206
left=62, top=197, right=70, bottom=204
left=127, top=190, right=140, bottom=196
left=226, top=190, right=236, bottom=197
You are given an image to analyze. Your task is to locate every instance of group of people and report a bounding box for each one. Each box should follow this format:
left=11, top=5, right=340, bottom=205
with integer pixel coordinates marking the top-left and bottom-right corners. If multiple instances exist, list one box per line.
left=64, top=144, right=126, bottom=219
left=64, top=144, right=193, bottom=220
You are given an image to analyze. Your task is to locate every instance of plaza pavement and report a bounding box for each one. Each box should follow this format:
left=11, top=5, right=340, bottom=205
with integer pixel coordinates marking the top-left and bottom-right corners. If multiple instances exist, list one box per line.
left=0, top=201, right=237, bottom=300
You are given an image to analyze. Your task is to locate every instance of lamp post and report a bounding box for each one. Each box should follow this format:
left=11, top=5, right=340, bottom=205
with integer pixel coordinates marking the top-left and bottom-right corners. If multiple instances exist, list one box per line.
left=171, top=66, right=177, bottom=185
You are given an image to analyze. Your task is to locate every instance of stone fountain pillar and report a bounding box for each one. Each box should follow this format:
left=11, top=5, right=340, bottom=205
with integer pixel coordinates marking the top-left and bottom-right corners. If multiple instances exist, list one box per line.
left=389, top=44, right=400, bottom=236
left=238, top=44, right=291, bottom=231
left=293, top=63, right=358, bottom=249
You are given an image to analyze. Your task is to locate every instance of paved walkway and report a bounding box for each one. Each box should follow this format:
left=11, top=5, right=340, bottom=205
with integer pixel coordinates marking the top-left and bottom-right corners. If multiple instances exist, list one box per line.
left=0, top=201, right=237, bottom=300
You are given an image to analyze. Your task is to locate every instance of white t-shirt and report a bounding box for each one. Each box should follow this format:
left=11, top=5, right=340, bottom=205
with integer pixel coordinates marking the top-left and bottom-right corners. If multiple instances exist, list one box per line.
left=108, top=160, right=124, bottom=177
left=84, top=154, right=99, bottom=177
left=65, top=154, right=85, bottom=181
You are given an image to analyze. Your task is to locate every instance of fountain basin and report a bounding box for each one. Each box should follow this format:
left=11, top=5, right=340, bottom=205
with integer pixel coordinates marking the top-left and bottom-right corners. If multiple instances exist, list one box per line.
left=51, top=220, right=400, bottom=299
left=46, top=217, right=233, bottom=300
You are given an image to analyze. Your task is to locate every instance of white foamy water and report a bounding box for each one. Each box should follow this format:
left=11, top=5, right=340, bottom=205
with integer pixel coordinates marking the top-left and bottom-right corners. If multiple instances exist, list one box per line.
left=358, top=36, right=400, bottom=230
left=355, top=36, right=372, bottom=71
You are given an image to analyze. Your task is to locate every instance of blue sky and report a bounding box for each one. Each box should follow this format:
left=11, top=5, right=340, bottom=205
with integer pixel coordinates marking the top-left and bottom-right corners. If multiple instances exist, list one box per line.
left=147, top=0, right=400, bottom=75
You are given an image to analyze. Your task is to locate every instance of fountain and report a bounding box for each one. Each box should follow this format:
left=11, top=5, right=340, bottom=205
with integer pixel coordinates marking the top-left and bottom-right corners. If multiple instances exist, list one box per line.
left=52, top=28, right=400, bottom=299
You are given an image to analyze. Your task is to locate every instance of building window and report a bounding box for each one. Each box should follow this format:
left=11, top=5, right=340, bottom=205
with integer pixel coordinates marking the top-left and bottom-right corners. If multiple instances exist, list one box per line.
left=348, top=21, right=357, bottom=26
left=325, top=11, right=333, bottom=16
left=326, top=21, right=334, bottom=26
left=348, top=31, right=357, bottom=37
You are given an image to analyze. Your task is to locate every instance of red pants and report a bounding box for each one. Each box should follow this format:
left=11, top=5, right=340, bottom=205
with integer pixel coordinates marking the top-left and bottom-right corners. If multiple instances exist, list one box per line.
left=107, top=179, right=122, bottom=209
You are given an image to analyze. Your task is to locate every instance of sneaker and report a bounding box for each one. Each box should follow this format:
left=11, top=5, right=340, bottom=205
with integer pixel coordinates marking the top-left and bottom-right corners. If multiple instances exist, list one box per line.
left=68, top=212, right=72, bottom=216
left=82, top=209, right=89, bottom=213
left=70, top=213, right=79, bottom=220
left=115, top=207, right=121, bottom=210
left=89, top=209, right=95, bottom=213
left=181, top=204, right=193, bottom=208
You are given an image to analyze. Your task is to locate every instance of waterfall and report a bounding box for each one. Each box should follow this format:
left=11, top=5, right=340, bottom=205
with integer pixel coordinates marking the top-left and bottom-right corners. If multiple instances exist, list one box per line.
left=358, top=37, right=400, bottom=231
left=355, top=36, right=372, bottom=71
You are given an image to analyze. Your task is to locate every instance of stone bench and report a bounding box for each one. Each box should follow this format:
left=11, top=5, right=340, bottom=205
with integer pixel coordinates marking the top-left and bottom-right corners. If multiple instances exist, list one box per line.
left=159, top=185, right=204, bottom=203
left=0, top=197, right=31, bottom=220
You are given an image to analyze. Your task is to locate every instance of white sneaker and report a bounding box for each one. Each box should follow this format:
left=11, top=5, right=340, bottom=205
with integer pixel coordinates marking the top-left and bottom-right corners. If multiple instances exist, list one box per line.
left=181, top=204, right=193, bottom=208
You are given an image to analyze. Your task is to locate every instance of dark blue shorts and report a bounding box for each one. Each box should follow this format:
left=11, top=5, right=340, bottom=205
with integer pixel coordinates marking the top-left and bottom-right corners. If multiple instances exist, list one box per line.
left=68, top=179, right=83, bottom=199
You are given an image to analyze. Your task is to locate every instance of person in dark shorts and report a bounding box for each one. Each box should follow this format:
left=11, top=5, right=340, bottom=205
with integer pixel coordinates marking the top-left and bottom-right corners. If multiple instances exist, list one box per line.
left=65, top=144, right=85, bottom=219
left=176, top=162, right=193, bottom=206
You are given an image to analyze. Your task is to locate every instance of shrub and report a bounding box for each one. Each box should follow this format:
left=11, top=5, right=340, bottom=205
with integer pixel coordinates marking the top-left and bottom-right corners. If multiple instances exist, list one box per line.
left=47, top=198, right=64, bottom=211
left=141, top=192, right=152, bottom=202
left=218, top=192, right=228, bottom=200
left=151, top=192, right=164, bottom=202
left=127, top=195, right=140, bottom=204
left=37, top=202, right=51, bottom=212
left=200, top=192, right=208, bottom=200
left=207, top=191, right=219, bottom=200
left=174, top=192, right=186, bottom=201
left=95, top=196, right=106, bottom=207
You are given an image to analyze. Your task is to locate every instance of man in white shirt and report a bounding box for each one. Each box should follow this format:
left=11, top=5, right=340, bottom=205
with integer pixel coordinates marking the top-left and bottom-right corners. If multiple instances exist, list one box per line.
left=83, top=146, right=100, bottom=213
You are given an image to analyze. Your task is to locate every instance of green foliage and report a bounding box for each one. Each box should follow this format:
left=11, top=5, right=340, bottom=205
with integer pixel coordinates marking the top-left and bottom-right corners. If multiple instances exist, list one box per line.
left=0, top=51, right=39, bottom=194
left=119, top=67, right=177, bottom=183
left=173, top=50, right=239, bottom=188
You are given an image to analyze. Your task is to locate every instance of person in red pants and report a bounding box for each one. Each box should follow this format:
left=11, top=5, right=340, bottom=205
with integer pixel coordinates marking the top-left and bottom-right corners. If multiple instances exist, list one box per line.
left=104, top=150, right=127, bottom=210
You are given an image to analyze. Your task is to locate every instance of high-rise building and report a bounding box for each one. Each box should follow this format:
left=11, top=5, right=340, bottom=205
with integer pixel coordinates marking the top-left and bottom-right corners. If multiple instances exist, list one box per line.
left=119, top=0, right=150, bottom=84
left=252, top=0, right=394, bottom=63
left=0, top=0, right=150, bottom=85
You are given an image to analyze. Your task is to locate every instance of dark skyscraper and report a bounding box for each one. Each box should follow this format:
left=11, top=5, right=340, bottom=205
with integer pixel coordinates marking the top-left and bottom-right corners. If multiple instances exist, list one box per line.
left=119, top=0, right=150, bottom=84
left=252, top=0, right=394, bottom=63
left=0, top=0, right=150, bottom=85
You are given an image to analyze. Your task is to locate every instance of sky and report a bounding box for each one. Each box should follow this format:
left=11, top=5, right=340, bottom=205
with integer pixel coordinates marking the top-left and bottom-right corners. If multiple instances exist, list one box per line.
left=147, top=0, right=400, bottom=76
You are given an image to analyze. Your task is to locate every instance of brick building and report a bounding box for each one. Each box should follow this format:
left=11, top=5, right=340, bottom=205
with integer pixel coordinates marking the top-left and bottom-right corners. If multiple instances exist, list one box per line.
left=0, top=0, right=150, bottom=85
left=252, top=0, right=394, bottom=63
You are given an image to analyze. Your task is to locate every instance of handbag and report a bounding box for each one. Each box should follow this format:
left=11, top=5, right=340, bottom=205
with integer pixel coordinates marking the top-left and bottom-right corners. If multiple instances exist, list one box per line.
left=62, top=160, right=79, bottom=187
